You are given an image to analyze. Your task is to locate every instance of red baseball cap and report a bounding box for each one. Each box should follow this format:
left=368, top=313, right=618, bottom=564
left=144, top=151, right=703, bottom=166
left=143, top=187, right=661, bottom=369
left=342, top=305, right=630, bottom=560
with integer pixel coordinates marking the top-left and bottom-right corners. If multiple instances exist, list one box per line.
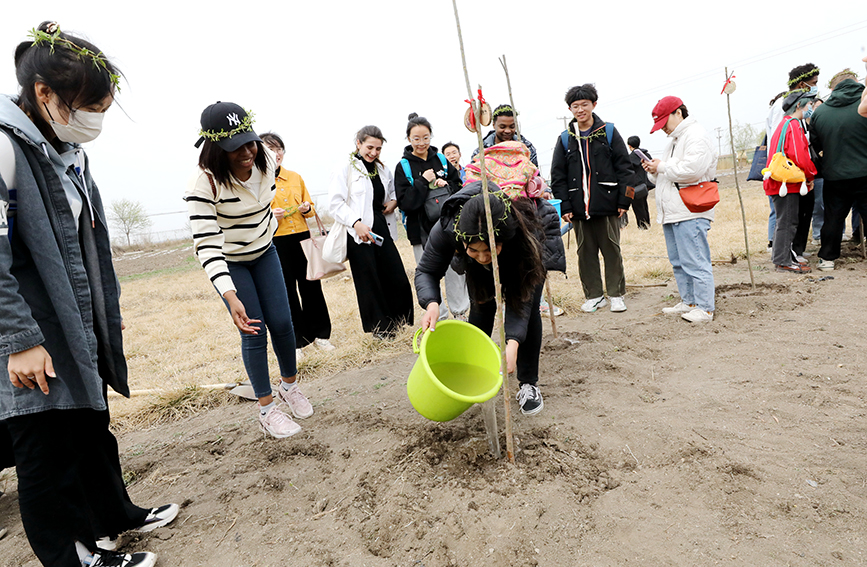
left=650, top=96, right=684, bottom=134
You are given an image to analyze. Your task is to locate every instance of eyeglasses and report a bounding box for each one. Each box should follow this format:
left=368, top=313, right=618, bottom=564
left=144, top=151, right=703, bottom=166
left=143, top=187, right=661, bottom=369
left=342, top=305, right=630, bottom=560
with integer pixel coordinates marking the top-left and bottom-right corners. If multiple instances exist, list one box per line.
left=410, top=136, right=431, bottom=144
left=266, top=146, right=285, bottom=155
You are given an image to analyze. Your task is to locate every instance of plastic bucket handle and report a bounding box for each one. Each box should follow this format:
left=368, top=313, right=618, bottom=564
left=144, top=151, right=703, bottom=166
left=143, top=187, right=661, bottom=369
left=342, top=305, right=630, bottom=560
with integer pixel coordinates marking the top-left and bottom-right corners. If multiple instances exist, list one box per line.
left=413, top=327, right=424, bottom=354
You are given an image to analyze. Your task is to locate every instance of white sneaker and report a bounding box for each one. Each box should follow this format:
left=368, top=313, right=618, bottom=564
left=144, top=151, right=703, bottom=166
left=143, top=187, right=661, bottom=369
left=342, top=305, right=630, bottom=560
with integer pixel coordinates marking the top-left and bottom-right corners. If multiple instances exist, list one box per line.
left=662, top=302, right=695, bottom=314
left=314, top=338, right=336, bottom=351
left=95, top=503, right=180, bottom=550
left=276, top=382, right=314, bottom=419
left=258, top=405, right=301, bottom=438
left=581, top=296, right=607, bottom=313
left=795, top=255, right=808, bottom=264
left=682, top=308, right=713, bottom=323
left=817, top=258, right=834, bottom=271
left=609, top=296, right=627, bottom=312
left=136, top=504, right=180, bottom=533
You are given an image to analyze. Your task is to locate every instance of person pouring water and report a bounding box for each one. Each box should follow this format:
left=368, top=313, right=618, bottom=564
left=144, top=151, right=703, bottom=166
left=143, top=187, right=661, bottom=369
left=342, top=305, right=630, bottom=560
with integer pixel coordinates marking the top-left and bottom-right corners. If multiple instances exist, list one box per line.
left=415, top=184, right=549, bottom=416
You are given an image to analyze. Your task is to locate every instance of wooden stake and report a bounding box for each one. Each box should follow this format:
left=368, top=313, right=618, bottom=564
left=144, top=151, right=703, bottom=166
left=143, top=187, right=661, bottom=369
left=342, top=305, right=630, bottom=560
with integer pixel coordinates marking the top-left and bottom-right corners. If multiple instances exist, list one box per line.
left=499, top=54, right=558, bottom=338
left=452, top=0, right=513, bottom=462
left=725, top=67, right=755, bottom=290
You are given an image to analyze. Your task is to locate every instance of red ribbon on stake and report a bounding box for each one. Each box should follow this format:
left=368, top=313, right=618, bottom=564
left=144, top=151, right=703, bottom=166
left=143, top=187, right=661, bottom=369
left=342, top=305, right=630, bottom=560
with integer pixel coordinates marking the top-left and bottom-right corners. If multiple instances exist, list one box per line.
left=721, top=72, right=736, bottom=95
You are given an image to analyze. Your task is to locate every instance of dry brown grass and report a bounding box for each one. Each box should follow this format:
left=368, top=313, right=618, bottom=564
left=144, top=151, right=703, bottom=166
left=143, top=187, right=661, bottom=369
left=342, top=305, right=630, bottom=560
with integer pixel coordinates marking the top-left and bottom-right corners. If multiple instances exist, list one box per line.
left=112, top=174, right=771, bottom=423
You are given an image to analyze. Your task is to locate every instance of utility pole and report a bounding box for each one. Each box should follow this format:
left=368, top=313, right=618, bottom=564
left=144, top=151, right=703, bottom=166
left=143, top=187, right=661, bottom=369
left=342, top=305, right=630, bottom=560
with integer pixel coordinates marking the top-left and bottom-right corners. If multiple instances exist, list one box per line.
left=714, top=127, right=723, bottom=158
left=557, top=116, right=571, bottom=130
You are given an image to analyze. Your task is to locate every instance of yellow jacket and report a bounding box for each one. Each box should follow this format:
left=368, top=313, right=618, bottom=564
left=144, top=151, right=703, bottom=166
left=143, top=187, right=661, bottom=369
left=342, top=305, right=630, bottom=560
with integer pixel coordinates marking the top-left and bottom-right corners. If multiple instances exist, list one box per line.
left=272, top=167, right=316, bottom=236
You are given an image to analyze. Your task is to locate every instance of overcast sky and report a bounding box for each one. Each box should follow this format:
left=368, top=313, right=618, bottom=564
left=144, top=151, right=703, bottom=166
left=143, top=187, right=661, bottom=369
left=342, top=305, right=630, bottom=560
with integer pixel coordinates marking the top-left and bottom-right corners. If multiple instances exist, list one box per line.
left=2, top=1, right=865, bottom=235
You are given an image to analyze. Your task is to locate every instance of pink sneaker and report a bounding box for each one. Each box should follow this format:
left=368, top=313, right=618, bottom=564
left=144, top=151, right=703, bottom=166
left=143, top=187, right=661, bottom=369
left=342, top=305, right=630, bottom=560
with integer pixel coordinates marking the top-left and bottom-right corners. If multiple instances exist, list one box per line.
left=276, top=383, right=314, bottom=419
left=258, top=405, right=301, bottom=438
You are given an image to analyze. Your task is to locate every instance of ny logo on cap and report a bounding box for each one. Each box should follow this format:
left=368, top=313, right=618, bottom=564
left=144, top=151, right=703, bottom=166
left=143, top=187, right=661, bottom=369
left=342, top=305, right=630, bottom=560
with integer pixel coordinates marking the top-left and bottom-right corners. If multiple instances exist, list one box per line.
left=227, top=113, right=241, bottom=126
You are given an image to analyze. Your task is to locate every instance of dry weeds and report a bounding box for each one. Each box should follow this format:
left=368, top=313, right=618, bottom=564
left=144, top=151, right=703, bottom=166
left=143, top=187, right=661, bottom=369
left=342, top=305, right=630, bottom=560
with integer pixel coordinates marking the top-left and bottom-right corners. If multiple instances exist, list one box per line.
left=112, top=174, right=772, bottom=424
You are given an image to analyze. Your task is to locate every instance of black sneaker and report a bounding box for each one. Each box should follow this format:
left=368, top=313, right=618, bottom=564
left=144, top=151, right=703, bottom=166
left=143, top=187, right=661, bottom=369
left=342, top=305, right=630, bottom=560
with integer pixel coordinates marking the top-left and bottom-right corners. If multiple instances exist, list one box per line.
left=516, top=384, right=544, bottom=416
left=88, top=549, right=156, bottom=567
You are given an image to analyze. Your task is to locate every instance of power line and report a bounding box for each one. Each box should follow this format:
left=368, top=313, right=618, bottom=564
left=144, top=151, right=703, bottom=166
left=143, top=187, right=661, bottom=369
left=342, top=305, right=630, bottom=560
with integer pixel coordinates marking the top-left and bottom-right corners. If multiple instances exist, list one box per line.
left=605, top=19, right=867, bottom=107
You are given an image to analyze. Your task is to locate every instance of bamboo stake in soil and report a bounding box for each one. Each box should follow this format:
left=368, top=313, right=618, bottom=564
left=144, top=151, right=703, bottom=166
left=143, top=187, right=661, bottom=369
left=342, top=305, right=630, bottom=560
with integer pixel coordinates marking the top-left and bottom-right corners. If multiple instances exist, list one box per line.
left=499, top=54, right=559, bottom=338
left=724, top=67, right=755, bottom=290
left=452, top=0, right=513, bottom=463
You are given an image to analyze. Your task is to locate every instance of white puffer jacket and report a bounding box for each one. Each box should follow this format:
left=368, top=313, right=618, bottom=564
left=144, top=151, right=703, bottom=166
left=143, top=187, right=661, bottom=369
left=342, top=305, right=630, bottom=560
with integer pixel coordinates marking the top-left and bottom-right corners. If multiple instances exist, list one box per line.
left=649, top=116, right=718, bottom=225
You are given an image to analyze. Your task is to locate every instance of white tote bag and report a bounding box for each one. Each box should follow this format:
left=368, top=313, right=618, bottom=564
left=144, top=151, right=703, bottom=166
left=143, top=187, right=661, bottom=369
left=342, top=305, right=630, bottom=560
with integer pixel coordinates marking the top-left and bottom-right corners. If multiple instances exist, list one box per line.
left=322, top=220, right=348, bottom=264
left=301, top=213, right=346, bottom=280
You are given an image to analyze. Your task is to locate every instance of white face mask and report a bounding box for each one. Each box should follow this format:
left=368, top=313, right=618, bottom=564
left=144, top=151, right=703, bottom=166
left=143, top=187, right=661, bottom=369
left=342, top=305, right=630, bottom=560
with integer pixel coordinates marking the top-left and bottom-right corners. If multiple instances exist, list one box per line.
left=45, top=103, right=105, bottom=144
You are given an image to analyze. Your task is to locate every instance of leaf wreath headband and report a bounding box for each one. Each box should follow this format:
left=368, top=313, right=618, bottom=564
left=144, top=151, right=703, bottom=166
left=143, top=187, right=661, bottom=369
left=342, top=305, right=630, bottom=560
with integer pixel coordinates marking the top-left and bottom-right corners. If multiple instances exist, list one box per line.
left=492, top=105, right=515, bottom=118
left=787, top=67, right=820, bottom=87
left=826, top=68, right=859, bottom=89
left=453, top=191, right=512, bottom=242
left=197, top=111, right=256, bottom=144
left=28, top=23, right=122, bottom=92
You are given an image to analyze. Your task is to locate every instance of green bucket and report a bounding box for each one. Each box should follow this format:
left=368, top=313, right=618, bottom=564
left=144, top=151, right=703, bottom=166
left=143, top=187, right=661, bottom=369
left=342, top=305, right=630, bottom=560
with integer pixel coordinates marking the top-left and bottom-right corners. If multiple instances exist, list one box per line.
left=408, top=320, right=503, bottom=422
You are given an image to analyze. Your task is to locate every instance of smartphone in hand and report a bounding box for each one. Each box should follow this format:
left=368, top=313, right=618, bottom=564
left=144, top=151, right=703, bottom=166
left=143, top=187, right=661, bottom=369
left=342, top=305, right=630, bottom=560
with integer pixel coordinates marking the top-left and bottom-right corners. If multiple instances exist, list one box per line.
left=634, top=149, right=651, bottom=162
left=368, top=231, right=384, bottom=247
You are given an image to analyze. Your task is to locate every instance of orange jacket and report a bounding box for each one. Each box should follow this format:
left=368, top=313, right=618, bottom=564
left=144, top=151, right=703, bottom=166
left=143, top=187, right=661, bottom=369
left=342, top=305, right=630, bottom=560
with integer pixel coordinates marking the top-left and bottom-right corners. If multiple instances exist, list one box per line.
left=272, top=168, right=316, bottom=236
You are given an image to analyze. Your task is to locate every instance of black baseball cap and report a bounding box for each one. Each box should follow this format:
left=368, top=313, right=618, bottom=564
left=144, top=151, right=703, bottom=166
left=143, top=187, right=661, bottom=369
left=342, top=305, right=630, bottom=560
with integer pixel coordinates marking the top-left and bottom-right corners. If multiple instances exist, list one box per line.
left=782, top=90, right=816, bottom=113
left=195, top=101, right=261, bottom=151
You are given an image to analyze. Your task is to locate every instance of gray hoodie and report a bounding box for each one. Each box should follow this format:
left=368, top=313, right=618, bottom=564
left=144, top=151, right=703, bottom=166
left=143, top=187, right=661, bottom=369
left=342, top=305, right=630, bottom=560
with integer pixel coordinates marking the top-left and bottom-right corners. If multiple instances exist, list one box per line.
left=0, top=95, right=128, bottom=419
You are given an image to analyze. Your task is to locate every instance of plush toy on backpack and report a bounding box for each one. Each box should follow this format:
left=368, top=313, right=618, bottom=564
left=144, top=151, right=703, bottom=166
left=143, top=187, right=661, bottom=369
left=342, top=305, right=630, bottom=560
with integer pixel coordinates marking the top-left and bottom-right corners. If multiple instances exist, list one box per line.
left=761, top=116, right=808, bottom=197
left=761, top=153, right=807, bottom=196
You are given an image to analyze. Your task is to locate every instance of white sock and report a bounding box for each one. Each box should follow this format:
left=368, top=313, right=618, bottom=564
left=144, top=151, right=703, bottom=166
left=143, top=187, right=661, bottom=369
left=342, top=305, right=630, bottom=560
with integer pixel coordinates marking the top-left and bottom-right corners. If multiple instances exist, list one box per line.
left=259, top=401, right=275, bottom=415
left=280, top=380, right=296, bottom=392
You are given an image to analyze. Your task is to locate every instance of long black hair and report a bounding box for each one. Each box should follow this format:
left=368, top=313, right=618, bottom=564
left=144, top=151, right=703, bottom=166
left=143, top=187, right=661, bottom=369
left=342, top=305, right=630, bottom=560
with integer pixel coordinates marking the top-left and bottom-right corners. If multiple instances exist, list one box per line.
left=455, top=192, right=546, bottom=312
left=14, top=21, right=121, bottom=141
left=197, top=140, right=270, bottom=188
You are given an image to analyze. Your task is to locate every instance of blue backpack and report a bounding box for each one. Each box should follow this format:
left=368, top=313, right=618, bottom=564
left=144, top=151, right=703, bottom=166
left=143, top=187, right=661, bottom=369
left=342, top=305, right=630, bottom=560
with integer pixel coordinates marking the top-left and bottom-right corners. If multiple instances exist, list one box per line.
left=560, top=122, right=614, bottom=152
left=399, top=153, right=452, bottom=223
left=399, top=153, right=449, bottom=184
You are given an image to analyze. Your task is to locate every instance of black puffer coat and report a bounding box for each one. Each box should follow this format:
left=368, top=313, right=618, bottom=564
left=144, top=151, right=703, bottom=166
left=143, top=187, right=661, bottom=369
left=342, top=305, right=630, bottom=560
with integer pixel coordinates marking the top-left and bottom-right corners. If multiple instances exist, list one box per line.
left=414, top=183, right=564, bottom=343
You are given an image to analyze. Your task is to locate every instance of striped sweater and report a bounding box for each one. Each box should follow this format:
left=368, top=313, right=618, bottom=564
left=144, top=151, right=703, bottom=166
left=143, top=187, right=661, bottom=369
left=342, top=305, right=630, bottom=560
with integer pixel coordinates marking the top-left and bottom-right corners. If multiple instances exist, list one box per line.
left=184, top=160, right=278, bottom=296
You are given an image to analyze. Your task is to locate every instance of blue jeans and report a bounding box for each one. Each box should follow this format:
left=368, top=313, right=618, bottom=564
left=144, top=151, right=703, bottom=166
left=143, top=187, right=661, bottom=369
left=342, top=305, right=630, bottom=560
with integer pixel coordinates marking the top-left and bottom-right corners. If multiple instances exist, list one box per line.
left=663, top=219, right=715, bottom=312
left=223, top=245, right=297, bottom=399
left=811, top=178, right=824, bottom=240
left=767, top=195, right=776, bottom=241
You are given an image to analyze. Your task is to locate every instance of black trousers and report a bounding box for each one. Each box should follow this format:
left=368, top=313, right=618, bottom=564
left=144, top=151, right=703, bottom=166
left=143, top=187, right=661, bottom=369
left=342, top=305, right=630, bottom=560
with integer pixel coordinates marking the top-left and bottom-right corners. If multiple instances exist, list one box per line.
left=273, top=232, right=332, bottom=347
left=631, top=191, right=651, bottom=229
left=467, top=283, right=543, bottom=386
left=819, top=176, right=867, bottom=261
left=792, top=190, right=815, bottom=257
left=6, top=408, right=148, bottom=567
left=345, top=233, right=414, bottom=335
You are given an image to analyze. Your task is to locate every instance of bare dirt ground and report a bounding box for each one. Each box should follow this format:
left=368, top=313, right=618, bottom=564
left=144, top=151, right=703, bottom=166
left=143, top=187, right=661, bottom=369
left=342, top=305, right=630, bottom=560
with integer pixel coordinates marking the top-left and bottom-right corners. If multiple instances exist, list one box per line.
left=2, top=187, right=867, bottom=566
